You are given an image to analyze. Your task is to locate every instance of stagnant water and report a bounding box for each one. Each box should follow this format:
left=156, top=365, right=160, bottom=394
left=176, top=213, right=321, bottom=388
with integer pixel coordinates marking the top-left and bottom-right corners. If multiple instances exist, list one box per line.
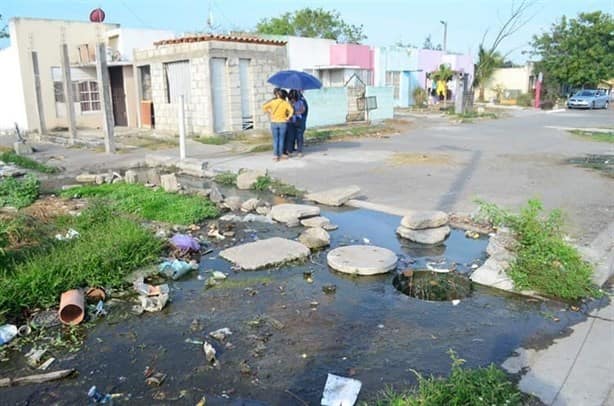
left=0, top=207, right=598, bottom=405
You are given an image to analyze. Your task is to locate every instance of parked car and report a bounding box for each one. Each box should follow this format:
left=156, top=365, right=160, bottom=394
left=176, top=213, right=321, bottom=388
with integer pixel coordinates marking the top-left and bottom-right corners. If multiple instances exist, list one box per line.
left=567, top=90, right=609, bottom=109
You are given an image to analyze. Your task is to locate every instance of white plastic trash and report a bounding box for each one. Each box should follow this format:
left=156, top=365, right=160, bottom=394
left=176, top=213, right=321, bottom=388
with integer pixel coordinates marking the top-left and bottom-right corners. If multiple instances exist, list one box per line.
left=321, top=373, right=362, bottom=406
left=0, top=324, right=18, bottom=346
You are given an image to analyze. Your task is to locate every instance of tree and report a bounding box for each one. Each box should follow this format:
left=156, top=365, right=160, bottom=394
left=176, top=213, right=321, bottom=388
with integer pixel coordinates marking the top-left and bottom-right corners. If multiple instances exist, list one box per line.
left=422, top=35, right=442, bottom=50
left=531, top=11, right=614, bottom=89
left=473, top=0, right=536, bottom=101
left=0, top=14, right=9, bottom=39
left=255, top=8, right=366, bottom=44
left=431, top=64, right=454, bottom=106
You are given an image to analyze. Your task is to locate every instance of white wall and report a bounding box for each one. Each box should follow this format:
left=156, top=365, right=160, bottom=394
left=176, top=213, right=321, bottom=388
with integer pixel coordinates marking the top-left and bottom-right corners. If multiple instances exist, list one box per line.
left=106, top=28, right=174, bottom=61
left=286, top=36, right=335, bottom=70
left=0, top=45, right=28, bottom=131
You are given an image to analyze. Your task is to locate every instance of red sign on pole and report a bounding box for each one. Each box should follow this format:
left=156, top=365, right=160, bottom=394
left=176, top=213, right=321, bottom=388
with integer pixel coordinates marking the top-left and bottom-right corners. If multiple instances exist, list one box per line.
left=89, top=8, right=106, bottom=23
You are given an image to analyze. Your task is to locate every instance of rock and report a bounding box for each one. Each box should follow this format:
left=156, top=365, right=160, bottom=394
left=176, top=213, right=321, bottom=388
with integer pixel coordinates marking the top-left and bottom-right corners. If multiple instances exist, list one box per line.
left=124, top=170, right=138, bottom=184
left=95, top=175, right=105, bottom=185
left=470, top=257, right=514, bottom=291
left=396, top=225, right=451, bottom=244
left=241, top=198, right=260, bottom=212
left=486, top=230, right=517, bottom=262
left=242, top=214, right=275, bottom=224
left=256, top=206, right=271, bottom=216
left=219, top=237, right=310, bottom=270
left=301, top=216, right=332, bottom=228
left=209, top=185, right=224, bottom=204
left=236, top=169, right=266, bottom=190
left=400, top=210, right=449, bottom=230
left=76, top=173, right=97, bottom=183
left=304, top=185, right=361, bottom=207
left=177, top=158, right=208, bottom=177
left=160, top=173, right=179, bottom=193
left=270, top=204, right=320, bottom=224
left=13, top=142, right=33, bottom=155
left=322, top=223, right=339, bottom=231
left=61, top=184, right=80, bottom=191
left=146, top=168, right=161, bottom=186
left=298, top=227, right=330, bottom=250
left=327, top=245, right=398, bottom=275
left=223, top=196, right=242, bottom=211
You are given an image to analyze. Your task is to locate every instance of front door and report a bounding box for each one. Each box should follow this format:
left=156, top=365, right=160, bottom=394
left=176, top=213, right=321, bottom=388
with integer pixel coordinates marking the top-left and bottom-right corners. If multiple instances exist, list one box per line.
left=109, top=67, right=128, bottom=126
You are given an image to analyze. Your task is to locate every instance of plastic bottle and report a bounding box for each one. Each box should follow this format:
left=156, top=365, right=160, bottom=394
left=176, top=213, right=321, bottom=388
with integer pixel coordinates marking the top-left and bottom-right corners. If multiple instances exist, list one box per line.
left=0, top=324, right=18, bottom=346
left=88, top=386, right=112, bottom=404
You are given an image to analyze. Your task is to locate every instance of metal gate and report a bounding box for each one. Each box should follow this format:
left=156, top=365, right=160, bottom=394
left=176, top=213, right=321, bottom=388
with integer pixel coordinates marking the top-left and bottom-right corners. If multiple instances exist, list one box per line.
left=210, top=58, right=228, bottom=133
left=239, top=59, right=253, bottom=130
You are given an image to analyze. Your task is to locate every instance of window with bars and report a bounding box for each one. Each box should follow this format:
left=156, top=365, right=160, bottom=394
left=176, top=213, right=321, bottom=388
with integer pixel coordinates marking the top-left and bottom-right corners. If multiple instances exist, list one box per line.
left=385, top=71, right=401, bottom=99
left=53, top=81, right=79, bottom=103
left=79, top=81, right=100, bottom=112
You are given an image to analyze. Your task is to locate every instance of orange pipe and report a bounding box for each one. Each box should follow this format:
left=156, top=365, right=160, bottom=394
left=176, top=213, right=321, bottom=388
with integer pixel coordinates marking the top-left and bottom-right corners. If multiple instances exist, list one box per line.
left=58, top=289, right=85, bottom=325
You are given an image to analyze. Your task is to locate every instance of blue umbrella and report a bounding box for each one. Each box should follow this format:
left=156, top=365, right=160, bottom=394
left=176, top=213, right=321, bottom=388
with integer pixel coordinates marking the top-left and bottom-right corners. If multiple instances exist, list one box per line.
left=267, top=70, right=322, bottom=90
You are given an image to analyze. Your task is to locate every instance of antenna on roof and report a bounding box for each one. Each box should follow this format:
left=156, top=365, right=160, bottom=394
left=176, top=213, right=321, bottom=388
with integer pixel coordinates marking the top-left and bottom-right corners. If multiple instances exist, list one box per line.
left=206, top=0, right=214, bottom=33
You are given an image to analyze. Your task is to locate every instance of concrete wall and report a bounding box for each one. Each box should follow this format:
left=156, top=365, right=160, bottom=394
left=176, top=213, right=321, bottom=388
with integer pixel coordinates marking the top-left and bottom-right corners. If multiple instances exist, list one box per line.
left=134, top=40, right=287, bottom=134
left=286, top=36, right=335, bottom=70
left=366, top=86, right=394, bottom=121
left=9, top=18, right=119, bottom=131
left=303, top=87, right=348, bottom=128
left=373, top=46, right=419, bottom=87
left=0, top=42, right=28, bottom=131
left=482, top=65, right=532, bottom=101
left=105, top=28, right=174, bottom=62
left=330, top=44, right=373, bottom=70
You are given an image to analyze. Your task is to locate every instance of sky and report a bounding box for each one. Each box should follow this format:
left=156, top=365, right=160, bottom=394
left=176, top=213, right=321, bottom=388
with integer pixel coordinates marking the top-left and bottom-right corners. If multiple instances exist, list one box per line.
left=1, top=0, right=612, bottom=62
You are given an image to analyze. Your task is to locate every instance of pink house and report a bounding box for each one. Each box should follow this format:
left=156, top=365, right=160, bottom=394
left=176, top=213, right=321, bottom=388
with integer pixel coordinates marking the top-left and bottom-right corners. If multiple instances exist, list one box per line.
left=310, top=43, right=374, bottom=87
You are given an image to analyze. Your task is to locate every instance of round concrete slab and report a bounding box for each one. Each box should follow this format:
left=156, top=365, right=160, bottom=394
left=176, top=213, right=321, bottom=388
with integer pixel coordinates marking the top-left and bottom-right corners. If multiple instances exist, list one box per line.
left=327, top=245, right=398, bottom=275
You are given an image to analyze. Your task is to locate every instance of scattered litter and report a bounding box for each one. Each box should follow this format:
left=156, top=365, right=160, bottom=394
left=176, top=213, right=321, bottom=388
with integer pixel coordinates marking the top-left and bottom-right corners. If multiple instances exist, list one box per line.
left=94, top=300, right=107, bottom=317
left=185, top=338, right=204, bottom=345
left=471, top=263, right=479, bottom=269
left=88, top=386, right=112, bottom=403
left=0, top=324, right=18, bottom=345
left=303, top=270, right=314, bottom=283
left=196, top=396, right=207, bottom=406
left=301, top=353, right=307, bottom=359
left=452, top=299, right=461, bottom=306
left=17, top=325, right=31, bottom=337
left=190, top=319, right=203, bottom=332
left=211, top=271, right=227, bottom=280
left=85, top=287, right=106, bottom=303
left=426, top=261, right=455, bottom=273
left=38, top=357, right=55, bottom=371
left=58, top=289, right=85, bottom=325
left=209, top=328, right=232, bottom=343
left=203, top=340, right=218, bottom=366
left=321, top=373, right=362, bottom=406
left=322, top=284, right=337, bottom=294
left=159, top=259, right=198, bottom=280
left=265, top=316, right=284, bottom=330
left=55, top=228, right=80, bottom=241
left=239, top=360, right=252, bottom=375
left=207, top=224, right=225, bottom=240
left=310, top=301, right=319, bottom=308
left=145, top=372, right=167, bottom=387
left=377, top=324, right=384, bottom=329
left=133, top=277, right=169, bottom=312
left=464, top=230, right=481, bottom=239
left=30, top=311, right=60, bottom=328
left=0, top=369, right=75, bottom=388
left=25, top=348, right=47, bottom=367
left=362, top=238, right=370, bottom=244
left=170, top=233, right=200, bottom=252
left=139, top=292, right=169, bottom=313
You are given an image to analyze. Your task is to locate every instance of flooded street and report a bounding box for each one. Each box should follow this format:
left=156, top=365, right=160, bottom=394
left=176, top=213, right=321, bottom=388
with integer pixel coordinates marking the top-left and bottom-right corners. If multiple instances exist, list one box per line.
left=1, top=207, right=599, bottom=405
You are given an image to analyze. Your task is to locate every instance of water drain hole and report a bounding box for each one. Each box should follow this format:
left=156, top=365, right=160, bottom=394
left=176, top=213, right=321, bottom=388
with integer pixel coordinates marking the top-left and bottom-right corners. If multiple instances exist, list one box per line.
left=393, top=270, right=472, bottom=301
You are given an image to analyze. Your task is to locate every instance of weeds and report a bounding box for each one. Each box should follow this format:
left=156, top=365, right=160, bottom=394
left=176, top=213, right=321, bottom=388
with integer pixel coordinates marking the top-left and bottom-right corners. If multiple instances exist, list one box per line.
left=0, top=175, right=40, bottom=208
left=0, top=151, right=59, bottom=174
left=214, top=171, right=238, bottom=186
left=475, top=199, right=597, bottom=299
left=0, top=203, right=163, bottom=318
left=60, top=183, right=218, bottom=224
left=370, top=350, right=521, bottom=406
left=252, top=175, right=272, bottom=191
left=569, top=130, right=614, bottom=143
left=251, top=175, right=303, bottom=197
left=194, top=135, right=229, bottom=145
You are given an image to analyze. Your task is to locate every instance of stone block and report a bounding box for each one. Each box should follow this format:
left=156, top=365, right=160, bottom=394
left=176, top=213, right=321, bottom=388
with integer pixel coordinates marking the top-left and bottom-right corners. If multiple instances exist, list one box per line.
left=396, top=225, right=451, bottom=244
left=160, top=173, right=179, bottom=193
left=400, top=210, right=449, bottom=230
left=13, top=142, right=33, bottom=155
left=124, top=170, right=138, bottom=184
left=219, top=237, right=310, bottom=271
left=305, top=186, right=361, bottom=207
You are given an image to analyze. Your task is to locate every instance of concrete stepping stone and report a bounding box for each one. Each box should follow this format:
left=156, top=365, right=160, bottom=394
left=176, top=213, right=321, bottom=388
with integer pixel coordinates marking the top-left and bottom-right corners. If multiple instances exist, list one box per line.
left=219, top=237, right=310, bottom=270
left=396, top=225, right=451, bottom=244
left=305, top=185, right=361, bottom=207
left=298, top=227, right=330, bottom=249
left=236, top=169, right=266, bottom=190
left=470, top=257, right=514, bottom=291
left=327, top=245, right=398, bottom=275
left=270, top=203, right=320, bottom=224
left=400, top=210, right=449, bottom=229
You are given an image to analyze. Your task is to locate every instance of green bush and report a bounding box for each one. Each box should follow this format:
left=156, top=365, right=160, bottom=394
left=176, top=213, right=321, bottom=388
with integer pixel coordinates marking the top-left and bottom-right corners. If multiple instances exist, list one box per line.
left=214, top=171, right=237, bottom=186
left=252, top=175, right=272, bottom=191
left=412, top=87, right=427, bottom=107
left=371, top=350, right=522, bottom=405
left=515, top=93, right=533, bottom=107
left=476, top=199, right=596, bottom=299
left=0, top=151, right=59, bottom=174
left=0, top=175, right=40, bottom=208
left=60, top=183, right=218, bottom=224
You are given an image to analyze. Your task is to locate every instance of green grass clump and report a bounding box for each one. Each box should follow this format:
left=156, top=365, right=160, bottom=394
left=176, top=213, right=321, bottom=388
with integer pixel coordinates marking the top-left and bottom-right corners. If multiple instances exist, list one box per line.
left=0, top=203, right=163, bottom=317
left=251, top=175, right=302, bottom=197
left=214, top=171, right=238, bottom=186
left=194, top=135, right=229, bottom=145
left=252, top=175, right=272, bottom=191
left=0, top=151, right=59, bottom=174
left=570, top=130, right=614, bottom=143
left=371, top=350, right=521, bottom=406
left=60, top=183, right=218, bottom=224
left=476, top=199, right=596, bottom=299
left=0, top=175, right=40, bottom=208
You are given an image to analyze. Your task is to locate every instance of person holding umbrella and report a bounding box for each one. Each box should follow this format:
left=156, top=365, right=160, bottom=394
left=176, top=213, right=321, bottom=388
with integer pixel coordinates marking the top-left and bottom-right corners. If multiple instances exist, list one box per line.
left=263, top=88, right=293, bottom=161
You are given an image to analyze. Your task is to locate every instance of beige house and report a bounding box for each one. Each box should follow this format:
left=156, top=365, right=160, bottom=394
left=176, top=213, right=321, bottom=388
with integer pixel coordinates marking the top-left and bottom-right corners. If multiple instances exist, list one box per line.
left=133, top=35, right=287, bottom=135
left=480, top=64, right=536, bottom=104
left=0, top=17, right=172, bottom=132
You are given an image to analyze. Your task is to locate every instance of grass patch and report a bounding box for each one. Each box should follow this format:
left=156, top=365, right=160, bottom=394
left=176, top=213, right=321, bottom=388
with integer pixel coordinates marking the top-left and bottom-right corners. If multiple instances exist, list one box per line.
left=0, top=151, right=59, bottom=174
left=0, top=175, right=40, bottom=208
left=194, top=135, right=230, bottom=145
left=447, top=110, right=498, bottom=123
left=305, top=124, right=393, bottom=144
left=247, top=144, right=273, bottom=153
left=0, top=203, right=163, bottom=319
left=214, top=171, right=238, bottom=186
left=569, top=130, right=614, bottom=143
left=370, top=350, right=521, bottom=405
left=567, top=154, right=614, bottom=178
left=60, top=183, right=218, bottom=225
left=252, top=175, right=303, bottom=197
left=475, top=199, right=597, bottom=300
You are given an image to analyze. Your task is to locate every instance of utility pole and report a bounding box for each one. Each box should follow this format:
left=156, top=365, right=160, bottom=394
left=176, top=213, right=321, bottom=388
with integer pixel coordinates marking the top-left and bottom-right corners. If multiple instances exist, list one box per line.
left=60, top=43, right=77, bottom=144
left=95, top=43, right=115, bottom=153
left=440, top=20, right=448, bottom=53
left=178, top=94, right=186, bottom=160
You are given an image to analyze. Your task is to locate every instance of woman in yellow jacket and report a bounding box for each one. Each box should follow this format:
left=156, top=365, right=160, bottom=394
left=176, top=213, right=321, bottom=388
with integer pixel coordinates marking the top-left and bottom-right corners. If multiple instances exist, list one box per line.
left=263, top=88, right=294, bottom=161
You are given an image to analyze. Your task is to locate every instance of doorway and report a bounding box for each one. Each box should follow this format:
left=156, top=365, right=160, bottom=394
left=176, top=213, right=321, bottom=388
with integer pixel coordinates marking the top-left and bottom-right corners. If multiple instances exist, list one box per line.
left=109, top=66, right=128, bottom=126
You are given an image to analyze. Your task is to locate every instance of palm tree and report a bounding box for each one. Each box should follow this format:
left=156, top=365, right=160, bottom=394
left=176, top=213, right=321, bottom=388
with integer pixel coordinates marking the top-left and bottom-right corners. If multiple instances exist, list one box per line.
left=473, top=45, right=504, bottom=102
left=431, top=64, right=454, bottom=107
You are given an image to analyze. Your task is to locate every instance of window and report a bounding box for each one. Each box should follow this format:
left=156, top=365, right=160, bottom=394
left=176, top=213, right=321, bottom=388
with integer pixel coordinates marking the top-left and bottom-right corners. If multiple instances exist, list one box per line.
left=53, top=81, right=80, bottom=103
left=139, top=65, right=152, bottom=101
left=164, top=61, right=190, bottom=103
left=386, top=71, right=401, bottom=99
left=79, top=81, right=101, bottom=112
